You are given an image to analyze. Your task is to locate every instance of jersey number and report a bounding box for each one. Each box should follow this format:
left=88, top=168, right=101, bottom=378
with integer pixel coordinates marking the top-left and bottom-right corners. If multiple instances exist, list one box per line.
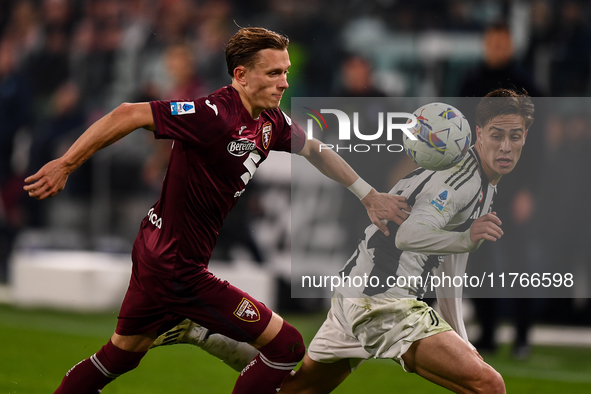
left=240, top=151, right=261, bottom=186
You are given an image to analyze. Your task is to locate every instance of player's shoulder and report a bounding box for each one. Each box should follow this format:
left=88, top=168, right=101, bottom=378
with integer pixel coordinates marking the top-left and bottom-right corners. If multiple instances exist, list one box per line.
left=262, top=107, right=292, bottom=127
left=439, top=149, right=481, bottom=192
left=427, top=149, right=482, bottom=203
left=204, top=85, right=235, bottom=109
left=194, top=85, right=241, bottom=124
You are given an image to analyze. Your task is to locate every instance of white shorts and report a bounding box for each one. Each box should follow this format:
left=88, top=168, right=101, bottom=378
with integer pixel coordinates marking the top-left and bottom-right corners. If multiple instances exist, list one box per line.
left=307, top=293, right=451, bottom=372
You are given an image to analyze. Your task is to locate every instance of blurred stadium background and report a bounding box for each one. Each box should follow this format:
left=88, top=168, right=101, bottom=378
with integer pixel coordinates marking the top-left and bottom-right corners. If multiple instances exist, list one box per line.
left=1, top=0, right=591, bottom=392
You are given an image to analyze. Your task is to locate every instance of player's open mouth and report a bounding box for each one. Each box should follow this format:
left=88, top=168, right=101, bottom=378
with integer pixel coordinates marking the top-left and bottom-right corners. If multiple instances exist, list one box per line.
left=497, top=158, right=512, bottom=167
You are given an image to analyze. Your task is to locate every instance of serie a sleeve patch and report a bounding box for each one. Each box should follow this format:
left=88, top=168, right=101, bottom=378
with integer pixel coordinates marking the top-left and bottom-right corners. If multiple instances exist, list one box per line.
left=170, top=101, right=196, bottom=115
left=430, top=189, right=450, bottom=212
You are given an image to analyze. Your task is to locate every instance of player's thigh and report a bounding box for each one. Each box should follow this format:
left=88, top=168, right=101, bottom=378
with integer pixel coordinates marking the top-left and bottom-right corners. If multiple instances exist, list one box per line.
left=165, top=269, right=274, bottom=343
left=116, top=259, right=183, bottom=338
left=279, top=354, right=352, bottom=394
left=402, top=330, right=501, bottom=392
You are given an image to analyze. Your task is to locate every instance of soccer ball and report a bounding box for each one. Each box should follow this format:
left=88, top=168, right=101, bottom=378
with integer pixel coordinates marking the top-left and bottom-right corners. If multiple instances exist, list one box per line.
left=403, top=102, right=471, bottom=171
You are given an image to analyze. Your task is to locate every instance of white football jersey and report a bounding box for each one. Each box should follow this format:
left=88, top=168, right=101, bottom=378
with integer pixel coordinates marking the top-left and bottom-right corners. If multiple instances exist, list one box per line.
left=336, top=147, right=496, bottom=300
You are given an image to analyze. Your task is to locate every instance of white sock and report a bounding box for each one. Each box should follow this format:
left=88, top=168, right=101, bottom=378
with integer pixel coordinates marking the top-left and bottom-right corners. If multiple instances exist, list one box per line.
left=185, top=327, right=259, bottom=372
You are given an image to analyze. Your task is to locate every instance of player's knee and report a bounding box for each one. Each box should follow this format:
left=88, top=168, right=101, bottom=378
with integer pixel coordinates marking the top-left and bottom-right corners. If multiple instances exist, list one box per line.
left=260, top=321, right=305, bottom=363
left=483, top=368, right=505, bottom=394
left=471, top=365, right=505, bottom=394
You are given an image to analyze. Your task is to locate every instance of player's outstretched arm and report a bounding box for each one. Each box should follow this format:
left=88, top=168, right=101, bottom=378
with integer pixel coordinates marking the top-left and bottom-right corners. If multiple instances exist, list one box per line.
left=297, top=137, right=411, bottom=234
left=360, top=189, right=410, bottom=232
left=24, top=102, right=155, bottom=200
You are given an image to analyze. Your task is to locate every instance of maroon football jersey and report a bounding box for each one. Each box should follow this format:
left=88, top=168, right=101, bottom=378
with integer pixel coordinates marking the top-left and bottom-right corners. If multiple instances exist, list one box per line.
left=134, top=85, right=306, bottom=278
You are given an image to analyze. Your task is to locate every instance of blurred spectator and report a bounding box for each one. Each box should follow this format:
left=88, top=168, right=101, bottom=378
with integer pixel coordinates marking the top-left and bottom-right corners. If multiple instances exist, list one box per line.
left=25, top=24, right=70, bottom=110
left=552, top=1, right=591, bottom=96
left=3, top=0, right=42, bottom=65
left=460, top=21, right=542, bottom=97
left=522, top=0, right=554, bottom=93
left=70, top=0, right=124, bottom=110
left=0, top=37, right=32, bottom=282
left=26, top=82, right=88, bottom=228
left=28, top=82, right=86, bottom=191
left=538, top=111, right=591, bottom=325
left=194, top=17, right=232, bottom=92
left=460, top=21, right=544, bottom=358
left=334, top=55, right=386, bottom=97
left=163, top=43, right=208, bottom=99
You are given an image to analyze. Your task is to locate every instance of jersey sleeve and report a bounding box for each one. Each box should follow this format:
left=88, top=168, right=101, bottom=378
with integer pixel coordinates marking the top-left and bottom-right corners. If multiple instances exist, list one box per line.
left=270, top=110, right=306, bottom=153
left=395, top=172, right=481, bottom=254
left=150, top=97, right=228, bottom=145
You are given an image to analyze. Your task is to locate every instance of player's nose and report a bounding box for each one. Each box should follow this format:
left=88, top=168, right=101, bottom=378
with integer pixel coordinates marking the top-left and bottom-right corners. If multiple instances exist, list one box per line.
left=500, top=137, right=511, bottom=152
left=278, top=74, right=289, bottom=89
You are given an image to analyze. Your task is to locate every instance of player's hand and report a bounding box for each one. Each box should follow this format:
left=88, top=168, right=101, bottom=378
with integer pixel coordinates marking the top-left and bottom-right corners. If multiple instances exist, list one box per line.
left=361, top=189, right=411, bottom=235
left=23, top=159, right=70, bottom=200
left=469, top=212, right=503, bottom=243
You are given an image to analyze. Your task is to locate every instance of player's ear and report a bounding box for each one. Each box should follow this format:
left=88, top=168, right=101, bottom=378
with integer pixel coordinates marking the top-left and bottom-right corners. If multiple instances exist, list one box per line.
left=233, top=66, right=247, bottom=85
left=523, top=129, right=528, bottom=144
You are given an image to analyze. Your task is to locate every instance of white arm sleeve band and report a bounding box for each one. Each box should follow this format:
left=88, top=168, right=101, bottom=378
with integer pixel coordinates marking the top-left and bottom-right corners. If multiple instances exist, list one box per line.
left=347, top=177, right=372, bottom=200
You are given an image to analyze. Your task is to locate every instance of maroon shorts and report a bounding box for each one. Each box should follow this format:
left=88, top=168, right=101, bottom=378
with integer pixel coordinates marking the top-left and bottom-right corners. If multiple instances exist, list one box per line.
left=116, top=250, right=273, bottom=342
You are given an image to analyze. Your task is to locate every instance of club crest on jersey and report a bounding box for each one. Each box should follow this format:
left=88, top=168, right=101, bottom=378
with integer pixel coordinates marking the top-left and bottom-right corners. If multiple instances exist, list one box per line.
left=233, top=298, right=260, bottom=322
left=430, top=189, right=450, bottom=212
left=170, top=101, right=195, bottom=115
left=227, top=139, right=257, bottom=157
left=262, top=122, right=272, bottom=150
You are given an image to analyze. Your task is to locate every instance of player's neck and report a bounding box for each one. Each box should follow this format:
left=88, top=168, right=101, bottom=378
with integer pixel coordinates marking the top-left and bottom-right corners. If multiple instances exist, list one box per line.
left=232, top=81, right=263, bottom=119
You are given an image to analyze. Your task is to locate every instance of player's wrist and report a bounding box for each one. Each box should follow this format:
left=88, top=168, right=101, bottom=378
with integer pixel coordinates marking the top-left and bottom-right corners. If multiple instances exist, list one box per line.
left=347, top=177, right=373, bottom=200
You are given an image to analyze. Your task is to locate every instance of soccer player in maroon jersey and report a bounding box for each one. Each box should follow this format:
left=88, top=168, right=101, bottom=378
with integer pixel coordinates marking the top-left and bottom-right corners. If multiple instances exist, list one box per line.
left=24, top=27, right=410, bottom=394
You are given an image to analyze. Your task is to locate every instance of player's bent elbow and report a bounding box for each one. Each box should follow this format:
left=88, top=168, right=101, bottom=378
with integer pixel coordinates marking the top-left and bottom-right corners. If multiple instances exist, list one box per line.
left=114, top=102, right=135, bottom=117
left=114, top=102, right=155, bottom=130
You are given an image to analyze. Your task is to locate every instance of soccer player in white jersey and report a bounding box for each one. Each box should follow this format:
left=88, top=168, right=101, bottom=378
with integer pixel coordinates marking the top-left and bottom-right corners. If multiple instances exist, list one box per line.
left=152, top=88, right=533, bottom=393
left=276, top=89, right=534, bottom=394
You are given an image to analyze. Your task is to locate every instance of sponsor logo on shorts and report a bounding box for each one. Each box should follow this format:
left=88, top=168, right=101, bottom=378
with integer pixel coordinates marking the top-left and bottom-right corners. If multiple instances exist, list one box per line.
left=430, top=188, right=450, bottom=212
left=262, top=122, right=272, bottom=150
left=234, top=298, right=260, bottom=322
left=227, top=139, right=257, bottom=157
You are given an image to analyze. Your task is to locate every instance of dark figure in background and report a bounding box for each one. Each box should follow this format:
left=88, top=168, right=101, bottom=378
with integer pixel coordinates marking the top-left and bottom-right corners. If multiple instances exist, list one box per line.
left=335, top=55, right=386, bottom=98
left=539, top=112, right=591, bottom=325
left=460, top=22, right=544, bottom=358
left=0, top=37, right=32, bottom=283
